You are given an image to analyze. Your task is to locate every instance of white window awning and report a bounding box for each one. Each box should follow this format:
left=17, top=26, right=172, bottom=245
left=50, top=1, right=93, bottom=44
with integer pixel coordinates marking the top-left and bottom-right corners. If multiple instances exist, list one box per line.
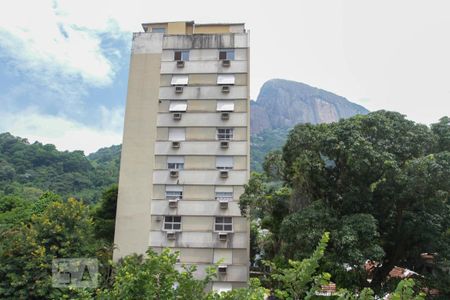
left=217, top=74, right=235, bottom=85
left=216, top=101, right=235, bottom=112
left=216, top=156, right=233, bottom=168
left=168, top=128, right=186, bottom=141
left=167, top=156, right=184, bottom=163
left=215, top=186, right=233, bottom=193
left=166, top=185, right=183, bottom=192
left=169, top=101, right=187, bottom=112
left=171, top=75, right=189, bottom=86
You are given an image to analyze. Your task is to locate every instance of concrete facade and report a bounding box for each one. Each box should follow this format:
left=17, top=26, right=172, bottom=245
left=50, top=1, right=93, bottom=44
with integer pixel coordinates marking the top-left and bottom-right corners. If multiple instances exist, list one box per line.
left=113, top=21, right=250, bottom=291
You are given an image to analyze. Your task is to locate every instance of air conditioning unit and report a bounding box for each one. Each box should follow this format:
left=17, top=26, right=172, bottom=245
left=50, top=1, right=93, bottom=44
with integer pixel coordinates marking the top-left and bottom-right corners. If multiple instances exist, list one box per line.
left=172, top=141, right=180, bottom=148
left=221, top=59, right=231, bottom=67
left=175, top=86, right=184, bottom=93
left=155, top=216, right=163, bottom=222
left=170, top=170, right=179, bottom=178
left=220, top=170, right=229, bottom=178
left=220, top=141, right=229, bottom=149
left=218, top=265, right=228, bottom=274
left=221, top=86, right=230, bottom=93
left=218, top=198, right=229, bottom=209
left=168, top=198, right=179, bottom=208
left=176, top=60, right=185, bottom=68
left=218, top=232, right=228, bottom=241
left=221, top=112, right=230, bottom=120
left=166, top=231, right=177, bottom=240
left=173, top=113, right=182, bottom=120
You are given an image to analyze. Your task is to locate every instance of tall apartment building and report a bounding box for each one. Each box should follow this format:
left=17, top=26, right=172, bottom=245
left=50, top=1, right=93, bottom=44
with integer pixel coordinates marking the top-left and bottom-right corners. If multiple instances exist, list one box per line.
left=113, top=21, right=250, bottom=291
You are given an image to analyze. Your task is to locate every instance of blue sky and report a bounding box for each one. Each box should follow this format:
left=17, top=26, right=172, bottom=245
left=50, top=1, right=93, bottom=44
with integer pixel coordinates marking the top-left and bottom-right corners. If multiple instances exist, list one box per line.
left=0, top=0, right=133, bottom=153
left=1, top=0, right=449, bottom=153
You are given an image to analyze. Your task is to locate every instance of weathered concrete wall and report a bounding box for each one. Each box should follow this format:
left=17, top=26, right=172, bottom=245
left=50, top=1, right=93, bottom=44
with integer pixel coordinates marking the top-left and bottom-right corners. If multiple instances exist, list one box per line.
left=157, top=113, right=247, bottom=127
left=159, top=86, right=248, bottom=100
left=151, top=200, right=242, bottom=216
left=113, top=33, right=163, bottom=260
left=161, top=48, right=248, bottom=61
left=160, top=61, right=248, bottom=74
left=163, top=34, right=248, bottom=49
left=154, top=141, right=248, bottom=155
left=160, top=74, right=247, bottom=86
left=152, top=170, right=247, bottom=185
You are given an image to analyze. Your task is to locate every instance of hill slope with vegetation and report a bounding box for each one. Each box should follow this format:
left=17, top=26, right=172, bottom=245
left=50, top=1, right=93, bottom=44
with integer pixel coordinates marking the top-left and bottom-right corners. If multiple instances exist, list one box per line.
left=0, top=133, right=119, bottom=203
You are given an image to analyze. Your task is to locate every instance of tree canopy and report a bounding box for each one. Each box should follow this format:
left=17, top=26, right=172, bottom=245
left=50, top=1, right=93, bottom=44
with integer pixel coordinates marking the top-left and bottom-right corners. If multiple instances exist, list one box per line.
left=242, top=111, right=450, bottom=295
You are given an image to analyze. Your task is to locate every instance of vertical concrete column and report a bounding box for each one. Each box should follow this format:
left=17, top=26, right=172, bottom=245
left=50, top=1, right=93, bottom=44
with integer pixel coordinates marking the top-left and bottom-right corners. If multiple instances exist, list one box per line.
left=113, top=33, right=163, bottom=259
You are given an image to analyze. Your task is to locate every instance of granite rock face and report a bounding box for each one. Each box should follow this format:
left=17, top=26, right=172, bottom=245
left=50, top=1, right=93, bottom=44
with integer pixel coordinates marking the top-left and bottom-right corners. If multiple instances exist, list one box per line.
left=251, top=79, right=369, bottom=134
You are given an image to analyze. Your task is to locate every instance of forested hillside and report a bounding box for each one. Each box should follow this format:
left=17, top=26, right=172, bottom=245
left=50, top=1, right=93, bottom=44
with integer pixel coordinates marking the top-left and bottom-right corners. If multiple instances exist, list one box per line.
left=0, top=133, right=119, bottom=203
left=250, top=127, right=290, bottom=171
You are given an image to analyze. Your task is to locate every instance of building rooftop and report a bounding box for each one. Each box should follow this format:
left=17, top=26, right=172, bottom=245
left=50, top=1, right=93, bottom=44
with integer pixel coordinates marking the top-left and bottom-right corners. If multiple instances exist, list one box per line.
left=141, top=21, right=246, bottom=35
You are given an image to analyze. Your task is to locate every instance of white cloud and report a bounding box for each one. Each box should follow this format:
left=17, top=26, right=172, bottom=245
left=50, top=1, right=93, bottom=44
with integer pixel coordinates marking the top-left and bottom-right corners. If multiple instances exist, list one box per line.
left=0, top=0, right=138, bottom=153
left=0, top=109, right=122, bottom=154
left=99, top=106, right=125, bottom=132
left=0, top=0, right=121, bottom=87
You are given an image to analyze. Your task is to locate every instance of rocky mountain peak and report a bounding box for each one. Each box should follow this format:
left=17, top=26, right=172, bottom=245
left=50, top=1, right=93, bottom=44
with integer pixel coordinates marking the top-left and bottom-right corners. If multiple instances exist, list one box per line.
left=251, top=79, right=369, bottom=134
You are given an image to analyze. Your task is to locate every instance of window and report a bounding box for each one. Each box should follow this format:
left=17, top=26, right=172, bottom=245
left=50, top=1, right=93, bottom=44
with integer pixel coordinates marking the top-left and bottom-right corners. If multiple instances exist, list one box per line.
left=169, top=101, right=187, bottom=112
left=165, top=185, right=183, bottom=200
left=169, top=128, right=186, bottom=141
left=217, top=128, right=233, bottom=140
left=219, top=49, right=235, bottom=60
left=152, top=27, right=166, bottom=33
left=171, top=75, right=189, bottom=86
left=215, top=186, right=233, bottom=202
left=167, top=156, right=184, bottom=169
left=216, top=156, right=233, bottom=170
left=215, top=217, right=232, bottom=232
left=164, top=216, right=182, bottom=231
left=216, top=101, right=234, bottom=112
left=166, top=190, right=183, bottom=200
left=217, top=74, right=235, bottom=85
left=174, top=50, right=189, bottom=61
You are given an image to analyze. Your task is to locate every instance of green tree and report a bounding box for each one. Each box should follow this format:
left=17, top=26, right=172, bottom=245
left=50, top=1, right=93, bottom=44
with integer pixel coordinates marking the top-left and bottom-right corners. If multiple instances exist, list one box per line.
left=240, top=173, right=290, bottom=263
left=99, top=248, right=216, bottom=300
left=206, top=278, right=267, bottom=300
left=431, top=116, right=450, bottom=152
left=263, top=150, right=285, bottom=181
left=241, top=111, right=450, bottom=294
left=0, top=195, right=31, bottom=230
left=0, top=198, right=100, bottom=299
left=0, top=192, right=61, bottom=231
left=390, top=279, right=425, bottom=300
left=93, top=184, right=118, bottom=243
left=269, top=232, right=330, bottom=300
left=282, top=111, right=450, bottom=291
